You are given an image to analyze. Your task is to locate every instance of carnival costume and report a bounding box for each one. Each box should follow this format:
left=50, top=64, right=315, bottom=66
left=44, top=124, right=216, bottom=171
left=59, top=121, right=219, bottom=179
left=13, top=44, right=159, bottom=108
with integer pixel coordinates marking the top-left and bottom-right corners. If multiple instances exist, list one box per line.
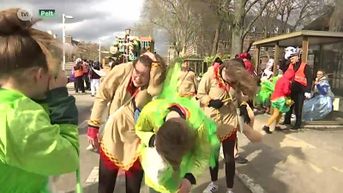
left=88, top=61, right=164, bottom=171
left=303, top=76, right=334, bottom=121
left=177, top=68, right=197, bottom=98
left=136, top=63, right=220, bottom=193
left=0, top=87, right=79, bottom=193
left=270, top=70, right=294, bottom=113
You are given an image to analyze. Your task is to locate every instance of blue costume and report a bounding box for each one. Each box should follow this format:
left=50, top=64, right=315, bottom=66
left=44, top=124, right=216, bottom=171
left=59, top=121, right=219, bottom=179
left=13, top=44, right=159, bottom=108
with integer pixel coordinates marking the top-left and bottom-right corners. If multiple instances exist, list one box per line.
left=302, top=77, right=334, bottom=121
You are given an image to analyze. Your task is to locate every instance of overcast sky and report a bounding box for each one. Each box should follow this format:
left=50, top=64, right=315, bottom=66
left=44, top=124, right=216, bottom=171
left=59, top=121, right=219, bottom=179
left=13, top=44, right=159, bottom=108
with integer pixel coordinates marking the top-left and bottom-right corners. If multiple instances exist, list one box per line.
left=0, top=0, right=146, bottom=46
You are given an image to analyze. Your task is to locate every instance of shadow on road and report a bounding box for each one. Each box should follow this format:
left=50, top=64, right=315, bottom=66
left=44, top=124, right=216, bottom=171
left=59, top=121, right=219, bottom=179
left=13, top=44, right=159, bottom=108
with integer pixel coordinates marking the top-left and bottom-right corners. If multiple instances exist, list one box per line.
left=238, top=131, right=306, bottom=193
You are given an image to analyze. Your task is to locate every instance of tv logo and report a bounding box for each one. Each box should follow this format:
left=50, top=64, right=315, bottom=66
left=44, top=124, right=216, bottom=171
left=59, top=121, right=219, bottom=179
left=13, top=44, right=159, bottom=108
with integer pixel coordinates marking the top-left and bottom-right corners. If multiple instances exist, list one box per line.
left=39, top=9, right=56, bottom=17
left=17, top=9, right=32, bottom=21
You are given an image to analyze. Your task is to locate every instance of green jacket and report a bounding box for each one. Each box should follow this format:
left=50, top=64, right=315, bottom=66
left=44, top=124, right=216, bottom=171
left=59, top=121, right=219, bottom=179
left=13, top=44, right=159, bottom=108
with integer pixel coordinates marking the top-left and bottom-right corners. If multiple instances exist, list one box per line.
left=136, top=98, right=219, bottom=193
left=0, top=87, right=79, bottom=193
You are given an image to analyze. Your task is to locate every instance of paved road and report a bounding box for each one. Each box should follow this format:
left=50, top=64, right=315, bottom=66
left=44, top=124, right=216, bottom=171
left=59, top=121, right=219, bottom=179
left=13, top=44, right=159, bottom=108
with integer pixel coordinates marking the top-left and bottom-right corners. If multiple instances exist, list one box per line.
left=51, top=91, right=343, bottom=193
left=236, top=114, right=343, bottom=193
left=52, top=92, right=251, bottom=193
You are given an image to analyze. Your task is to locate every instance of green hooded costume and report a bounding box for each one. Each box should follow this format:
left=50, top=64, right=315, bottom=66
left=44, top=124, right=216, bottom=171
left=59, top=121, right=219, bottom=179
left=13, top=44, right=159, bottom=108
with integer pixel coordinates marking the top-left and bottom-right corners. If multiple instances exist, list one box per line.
left=0, top=87, right=79, bottom=193
left=135, top=63, right=220, bottom=193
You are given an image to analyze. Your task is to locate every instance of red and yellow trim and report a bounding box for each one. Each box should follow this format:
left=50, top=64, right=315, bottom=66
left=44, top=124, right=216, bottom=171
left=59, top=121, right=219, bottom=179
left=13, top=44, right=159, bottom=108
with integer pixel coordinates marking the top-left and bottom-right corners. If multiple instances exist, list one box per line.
left=214, top=63, right=230, bottom=92
left=168, top=103, right=190, bottom=119
left=219, top=129, right=238, bottom=142
left=99, top=142, right=141, bottom=171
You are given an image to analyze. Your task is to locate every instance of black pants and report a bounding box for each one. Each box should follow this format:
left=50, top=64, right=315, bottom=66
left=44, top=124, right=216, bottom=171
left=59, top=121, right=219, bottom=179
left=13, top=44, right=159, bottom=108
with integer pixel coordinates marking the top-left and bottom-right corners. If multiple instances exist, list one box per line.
left=84, top=74, right=90, bottom=90
left=284, top=90, right=305, bottom=127
left=75, top=76, right=85, bottom=93
left=209, top=139, right=235, bottom=188
left=98, top=158, right=144, bottom=193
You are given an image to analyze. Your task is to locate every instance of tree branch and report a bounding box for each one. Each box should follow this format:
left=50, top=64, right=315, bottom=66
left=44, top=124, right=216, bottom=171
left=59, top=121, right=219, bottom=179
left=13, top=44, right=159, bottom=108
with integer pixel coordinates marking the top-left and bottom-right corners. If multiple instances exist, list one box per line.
left=292, top=0, right=310, bottom=30
left=243, top=0, right=273, bottom=37
left=246, top=0, right=260, bottom=13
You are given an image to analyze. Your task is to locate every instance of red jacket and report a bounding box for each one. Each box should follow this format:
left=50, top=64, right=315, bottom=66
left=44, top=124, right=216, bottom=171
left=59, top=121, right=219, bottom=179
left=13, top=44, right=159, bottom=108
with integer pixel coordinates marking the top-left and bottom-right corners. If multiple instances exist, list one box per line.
left=271, top=70, right=294, bottom=100
left=243, top=59, right=255, bottom=75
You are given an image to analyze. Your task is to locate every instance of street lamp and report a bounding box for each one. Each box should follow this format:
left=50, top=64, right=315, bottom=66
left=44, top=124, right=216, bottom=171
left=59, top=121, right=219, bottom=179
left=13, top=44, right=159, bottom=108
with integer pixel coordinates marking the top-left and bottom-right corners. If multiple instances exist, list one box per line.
left=98, top=39, right=101, bottom=62
left=62, top=14, right=74, bottom=70
left=124, top=28, right=131, bottom=62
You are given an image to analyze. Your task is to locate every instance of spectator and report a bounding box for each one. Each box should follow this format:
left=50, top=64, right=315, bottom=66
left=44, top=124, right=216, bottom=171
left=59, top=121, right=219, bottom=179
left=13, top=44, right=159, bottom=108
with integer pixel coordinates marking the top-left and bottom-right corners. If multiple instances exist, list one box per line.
left=73, top=59, right=85, bottom=93
left=302, top=70, right=334, bottom=121
left=282, top=48, right=313, bottom=130
left=82, top=59, right=91, bottom=90
left=89, top=61, right=102, bottom=97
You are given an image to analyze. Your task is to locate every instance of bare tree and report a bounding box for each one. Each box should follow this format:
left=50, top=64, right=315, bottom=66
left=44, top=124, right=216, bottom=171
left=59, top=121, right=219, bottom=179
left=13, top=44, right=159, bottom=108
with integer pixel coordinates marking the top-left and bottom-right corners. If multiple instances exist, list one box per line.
left=267, top=0, right=327, bottom=32
left=329, top=0, right=343, bottom=31
left=143, top=0, right=201, bottom=56
left=230, top=0, right=274, bottom=56
left=202, top=0, right=232, bottom=55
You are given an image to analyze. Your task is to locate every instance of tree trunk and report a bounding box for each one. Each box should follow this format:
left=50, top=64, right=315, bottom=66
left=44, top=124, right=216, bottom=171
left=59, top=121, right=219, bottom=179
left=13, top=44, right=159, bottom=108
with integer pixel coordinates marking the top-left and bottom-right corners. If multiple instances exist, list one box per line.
left=211, top=19, right=223, bottom=55
left=231, top=0, right=245, bottom=57
left=231, top=26, right=243, bottom=57
left=329, top=0, right=343, bottom=32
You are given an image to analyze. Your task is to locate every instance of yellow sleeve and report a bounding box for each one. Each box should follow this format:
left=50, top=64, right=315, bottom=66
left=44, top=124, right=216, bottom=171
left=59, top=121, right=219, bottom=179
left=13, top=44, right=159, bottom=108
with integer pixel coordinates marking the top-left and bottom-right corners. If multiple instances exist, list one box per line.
left=135, top=109, right=155, bottom=147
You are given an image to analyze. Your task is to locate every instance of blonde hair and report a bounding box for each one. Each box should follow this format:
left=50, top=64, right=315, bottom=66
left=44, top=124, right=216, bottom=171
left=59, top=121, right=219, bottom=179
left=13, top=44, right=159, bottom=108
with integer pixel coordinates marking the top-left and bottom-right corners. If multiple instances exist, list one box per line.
left=0, top=8, right=61, bottom=80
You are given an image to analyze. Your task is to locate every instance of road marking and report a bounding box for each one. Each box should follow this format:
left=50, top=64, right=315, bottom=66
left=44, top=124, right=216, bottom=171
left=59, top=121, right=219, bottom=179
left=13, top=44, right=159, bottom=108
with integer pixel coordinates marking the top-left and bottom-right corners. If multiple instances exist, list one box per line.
left=246, top=149, right=263, bottom=161
left=236, top=170, right=266, bottom=193
left=280, top=135, right=316, bottom=149
left=85, top=167, right=99, bottom=184
left=286, top=155, right=323, bottom=173
left=332, top=166, right=343, bottom=173
left=78, top=120, right=88, bottom=129
left=308, top=162, right=323, bottom=173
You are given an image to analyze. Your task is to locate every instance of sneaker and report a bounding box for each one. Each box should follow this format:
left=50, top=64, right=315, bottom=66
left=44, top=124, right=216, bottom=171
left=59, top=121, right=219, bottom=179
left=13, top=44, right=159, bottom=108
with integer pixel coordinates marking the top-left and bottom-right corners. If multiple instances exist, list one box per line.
left=290, top=125, right=300, bottom=132
left=235, top=155, right=248, bottom=164
left=262, top=126, right=272, bottom=134
left=86, top=144, right=94, bottom=150
left=86, top=144, right=98, bottom=152
left=203, top=182, right=218, bottom=193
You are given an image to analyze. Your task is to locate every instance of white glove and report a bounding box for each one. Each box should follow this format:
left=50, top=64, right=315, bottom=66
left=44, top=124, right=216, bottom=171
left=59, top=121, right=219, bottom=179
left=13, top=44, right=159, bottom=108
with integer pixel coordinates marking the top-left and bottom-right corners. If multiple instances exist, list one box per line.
left=304, top=92, right=312, bottom=99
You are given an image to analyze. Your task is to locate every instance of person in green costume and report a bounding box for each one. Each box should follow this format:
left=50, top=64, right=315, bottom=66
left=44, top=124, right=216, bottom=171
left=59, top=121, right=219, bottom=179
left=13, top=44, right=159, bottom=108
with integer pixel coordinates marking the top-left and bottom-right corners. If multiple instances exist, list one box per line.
left=0, top=8, right=79, bottom=193
left=135, top=64, right=220, bottom=193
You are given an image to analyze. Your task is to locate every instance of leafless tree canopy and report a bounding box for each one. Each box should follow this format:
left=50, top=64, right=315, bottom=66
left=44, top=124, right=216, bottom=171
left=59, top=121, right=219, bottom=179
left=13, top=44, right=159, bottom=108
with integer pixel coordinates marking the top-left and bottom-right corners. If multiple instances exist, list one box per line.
left=136, top=0, right=340, bottom=57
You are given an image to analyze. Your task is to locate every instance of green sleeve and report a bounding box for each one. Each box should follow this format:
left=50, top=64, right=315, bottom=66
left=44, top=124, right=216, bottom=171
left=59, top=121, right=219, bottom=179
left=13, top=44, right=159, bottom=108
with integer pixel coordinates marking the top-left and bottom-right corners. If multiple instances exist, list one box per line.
left=38, top=87, right=78, bottom=125
left=135, top=109, right=155, bottom=147
left=4, top=96, right=79, bottom=176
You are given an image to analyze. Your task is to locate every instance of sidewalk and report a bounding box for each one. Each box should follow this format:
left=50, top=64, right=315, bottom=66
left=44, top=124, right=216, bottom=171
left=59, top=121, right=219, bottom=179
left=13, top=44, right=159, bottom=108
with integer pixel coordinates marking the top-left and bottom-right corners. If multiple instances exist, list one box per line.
left=235, top=114, right=343, bottom=193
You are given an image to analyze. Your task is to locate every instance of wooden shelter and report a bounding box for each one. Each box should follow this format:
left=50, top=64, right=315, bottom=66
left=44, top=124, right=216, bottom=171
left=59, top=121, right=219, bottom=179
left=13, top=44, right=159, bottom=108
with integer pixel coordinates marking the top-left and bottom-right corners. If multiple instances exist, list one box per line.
left=253, top=30, right=343, bottom=123
left=253, top=30, right=343, bottom=94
